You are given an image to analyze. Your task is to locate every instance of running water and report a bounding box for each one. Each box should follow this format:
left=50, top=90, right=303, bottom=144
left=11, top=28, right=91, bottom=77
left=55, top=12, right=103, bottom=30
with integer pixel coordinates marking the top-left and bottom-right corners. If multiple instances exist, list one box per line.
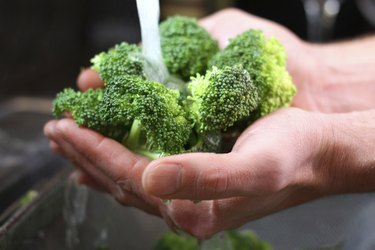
left=64, top=178, right=89, bottom=249
left=136, top=0, right=169, bottom=83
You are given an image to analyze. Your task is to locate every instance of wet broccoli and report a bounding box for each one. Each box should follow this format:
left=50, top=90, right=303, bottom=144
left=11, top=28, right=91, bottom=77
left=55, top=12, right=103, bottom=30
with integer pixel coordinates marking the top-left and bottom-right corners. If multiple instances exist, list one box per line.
left=185, top=65, right=259, bottom=152
left=160, top=16, right=219, bottom=81
left=101, top=75, right=192, bottom=158
left=91, top=42, right=145, bottom=84
left=187, top=65, right=259, bottom=133
left=209, top=30, right=296, bottom=119
left=53, top=17, right=296, bottom=159
left=153, top=230, right=272, bottom=250
left=52, top=88, right=127, bottom=141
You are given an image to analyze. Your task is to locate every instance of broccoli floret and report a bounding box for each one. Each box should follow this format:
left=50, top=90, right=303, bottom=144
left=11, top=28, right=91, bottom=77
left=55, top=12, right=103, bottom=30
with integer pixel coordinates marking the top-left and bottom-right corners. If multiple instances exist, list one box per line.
left=226, top=230, right=272, bottom=250
left=153, top=230, right=272, bottom=250
left=153, top=232, right=198, bottom=250
left=91, top=42, right=145, bottom=84
left=187, top=66, right=259, bottom=133
left=184, top=65, right=258, bottom=153
left=101, top=75, right=192, bottom=158
left=52, top=76, right=192, bottom=158
left=52, top=88, right=127, bottom=141
left=209, top=30, right=296, bottom=119
left=160, top=16, right=219, bottom=81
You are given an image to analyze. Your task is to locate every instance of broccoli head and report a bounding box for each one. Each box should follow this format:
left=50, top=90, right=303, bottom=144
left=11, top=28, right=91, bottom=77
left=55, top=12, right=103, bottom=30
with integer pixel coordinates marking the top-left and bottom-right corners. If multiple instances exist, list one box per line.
left=160, top=16, right=219, bottom=81
left=91, top=42, right=145, bottom=84
left=187, top=65, right=259, bottom=134
left=52, top=88, right=127, bottom=141
left=153, top=230, right=272, bottom=250
left=209, top=30, right=296, bottom=118
left=101, top=75, right=192, bottom=158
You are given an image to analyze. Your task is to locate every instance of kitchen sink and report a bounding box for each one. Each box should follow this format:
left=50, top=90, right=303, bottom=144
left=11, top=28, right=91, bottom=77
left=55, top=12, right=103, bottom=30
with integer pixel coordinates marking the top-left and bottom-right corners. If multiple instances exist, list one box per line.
left=0, top=97, right=66, bottom=212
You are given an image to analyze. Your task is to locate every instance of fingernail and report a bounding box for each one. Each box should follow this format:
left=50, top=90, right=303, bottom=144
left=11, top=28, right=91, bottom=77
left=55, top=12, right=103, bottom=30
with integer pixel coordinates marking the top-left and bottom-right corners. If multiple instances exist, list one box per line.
left=43, top=121, right=56, bottom=137
left=144, top=164, right=182, bottom=196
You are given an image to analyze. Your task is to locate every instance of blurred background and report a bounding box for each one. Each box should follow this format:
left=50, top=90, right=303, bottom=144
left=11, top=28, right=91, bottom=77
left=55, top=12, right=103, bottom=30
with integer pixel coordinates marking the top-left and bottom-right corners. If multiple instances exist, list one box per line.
left=1, top=0, right=374, bottom=98
left=0, top=0, right=374, bottom=249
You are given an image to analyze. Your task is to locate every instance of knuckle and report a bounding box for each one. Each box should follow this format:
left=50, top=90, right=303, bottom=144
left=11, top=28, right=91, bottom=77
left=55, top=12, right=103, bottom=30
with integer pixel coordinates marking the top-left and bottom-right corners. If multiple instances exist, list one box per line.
left=221, top=7, right=242, bottom=16
left=255, top=153, right=288, bottom=194
left=197, top=167, right=229, bottom=197
left=111, top=184, right=131, bottom=206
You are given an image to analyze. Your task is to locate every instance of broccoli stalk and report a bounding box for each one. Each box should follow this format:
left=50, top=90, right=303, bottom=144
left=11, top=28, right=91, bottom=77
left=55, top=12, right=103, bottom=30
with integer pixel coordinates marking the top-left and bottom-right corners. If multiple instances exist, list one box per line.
left=124, top=119, right=165, bottom=160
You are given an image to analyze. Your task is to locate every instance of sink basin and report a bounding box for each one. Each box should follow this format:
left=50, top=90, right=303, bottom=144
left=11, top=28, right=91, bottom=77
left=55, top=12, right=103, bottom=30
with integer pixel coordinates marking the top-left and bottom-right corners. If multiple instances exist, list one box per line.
left=0, top=168, right=169, bottom=250
left=0, top=97, right=66, bottom=212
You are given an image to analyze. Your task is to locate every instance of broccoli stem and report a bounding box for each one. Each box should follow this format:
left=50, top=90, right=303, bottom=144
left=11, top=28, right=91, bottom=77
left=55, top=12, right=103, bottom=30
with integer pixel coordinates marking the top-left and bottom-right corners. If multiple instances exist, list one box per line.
left=188, top=135, right=203, bottom=152
left=125, top=119, right=142, bottom=149
left=124, top=120, right=167, bottom=160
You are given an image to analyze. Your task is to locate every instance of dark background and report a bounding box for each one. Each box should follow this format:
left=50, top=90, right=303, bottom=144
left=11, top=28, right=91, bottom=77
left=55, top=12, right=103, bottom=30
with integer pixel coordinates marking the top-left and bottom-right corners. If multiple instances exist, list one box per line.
left=0, top=0, right=374, bottom=99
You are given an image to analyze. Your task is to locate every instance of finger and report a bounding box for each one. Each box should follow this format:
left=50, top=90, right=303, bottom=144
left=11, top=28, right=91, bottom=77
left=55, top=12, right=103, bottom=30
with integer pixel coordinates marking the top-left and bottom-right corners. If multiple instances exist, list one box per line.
left=54, top=119, right=150, bottom=195
left=48, top=140, right=65, bottom=156
left=71, top=169, right=107, bottom=193
left=49, top=122, right=160, bottom=215
left=77, top=68, right=104, bottom=91
left=45, top=120, right=65, bottom=156
left=52, top=119, right=161, bottom=213
left=48, top=125, right=117, bottom=193
left=142, top=152, right=255, bottom=200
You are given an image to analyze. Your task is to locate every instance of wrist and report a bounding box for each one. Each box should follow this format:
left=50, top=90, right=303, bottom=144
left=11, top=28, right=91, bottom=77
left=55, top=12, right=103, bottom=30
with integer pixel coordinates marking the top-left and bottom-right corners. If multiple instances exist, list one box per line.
left=313, top=110, right=375, bottom=194
left=306, top=41, right=375, bottom=112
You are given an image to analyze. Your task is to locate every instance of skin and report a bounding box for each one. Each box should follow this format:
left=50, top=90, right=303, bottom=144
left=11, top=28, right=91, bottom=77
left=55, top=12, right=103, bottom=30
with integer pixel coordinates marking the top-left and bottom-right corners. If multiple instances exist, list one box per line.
left=44, top=8, right=375, bottom=239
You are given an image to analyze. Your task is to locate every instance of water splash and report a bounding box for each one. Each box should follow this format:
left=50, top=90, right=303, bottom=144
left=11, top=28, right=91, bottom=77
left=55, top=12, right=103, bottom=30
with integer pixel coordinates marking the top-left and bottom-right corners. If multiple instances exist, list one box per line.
left=64, top=178, right=89, bottom=249
left=136, top=0, right=169, bottom=83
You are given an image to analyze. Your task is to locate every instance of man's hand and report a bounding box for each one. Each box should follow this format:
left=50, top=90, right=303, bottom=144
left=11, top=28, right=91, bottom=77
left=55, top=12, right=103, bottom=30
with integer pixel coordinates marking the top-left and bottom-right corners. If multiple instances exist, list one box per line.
left=46, top=102, right=371, bottom=239
left=200, top=8, right=375, bottom=113
left=45, top=86, right=375, bottom=239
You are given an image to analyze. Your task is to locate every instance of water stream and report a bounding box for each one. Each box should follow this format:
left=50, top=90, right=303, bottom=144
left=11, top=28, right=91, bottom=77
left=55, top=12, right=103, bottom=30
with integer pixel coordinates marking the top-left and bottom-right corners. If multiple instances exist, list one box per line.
left=64, top=178, right=89, bottom=249
left=136, top=0, right=169, bottom=84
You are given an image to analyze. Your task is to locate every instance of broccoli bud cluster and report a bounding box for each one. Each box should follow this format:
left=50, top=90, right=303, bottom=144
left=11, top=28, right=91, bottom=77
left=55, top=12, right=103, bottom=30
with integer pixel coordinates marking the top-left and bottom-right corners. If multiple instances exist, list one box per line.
left=52, top=16, right=296, bottom=159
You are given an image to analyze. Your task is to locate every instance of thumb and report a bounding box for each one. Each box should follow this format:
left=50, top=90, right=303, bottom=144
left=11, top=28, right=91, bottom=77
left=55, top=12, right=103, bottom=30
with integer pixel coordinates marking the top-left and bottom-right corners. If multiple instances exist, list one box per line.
left=142, top=152, right=255, bottom=200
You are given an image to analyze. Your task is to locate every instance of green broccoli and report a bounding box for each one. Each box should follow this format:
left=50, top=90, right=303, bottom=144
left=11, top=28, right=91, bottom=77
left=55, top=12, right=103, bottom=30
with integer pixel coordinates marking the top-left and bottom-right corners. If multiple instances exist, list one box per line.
left=187, top=65, right=259, bottom=134
left=52, top=88, right=127, bottom=141
left=91, top=42, right=145, bottom=84
left=101, top=75, right=192, bottom=158
left=160, top=16, right=219, bottom=81
left=153, top=230, right=272, bottom=250
left=153, top=232, right=198, bottom=250
left=209, top=30, right=296, bottom=119
left=53, top=18, right=296, bottom=159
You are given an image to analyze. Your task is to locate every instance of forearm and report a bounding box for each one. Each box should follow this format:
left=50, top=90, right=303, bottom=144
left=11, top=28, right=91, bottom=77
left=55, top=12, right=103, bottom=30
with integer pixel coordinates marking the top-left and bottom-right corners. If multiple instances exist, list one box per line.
left=307, top=36, right=375, bottom=112
left=317, top=109, right=375, bottom=194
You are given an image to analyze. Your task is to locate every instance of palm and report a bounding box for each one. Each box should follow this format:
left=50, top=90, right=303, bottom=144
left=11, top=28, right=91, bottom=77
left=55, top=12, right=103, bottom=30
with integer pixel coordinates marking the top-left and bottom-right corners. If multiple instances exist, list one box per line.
left=160, top=108, right=322, bottom=237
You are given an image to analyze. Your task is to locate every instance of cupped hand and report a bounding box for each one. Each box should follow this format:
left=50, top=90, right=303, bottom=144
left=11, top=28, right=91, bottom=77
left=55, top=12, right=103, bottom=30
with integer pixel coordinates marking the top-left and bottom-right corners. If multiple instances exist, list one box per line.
left=45, top=103, right=337, bottom=239
left=140, top=108, right=337, bottom=238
